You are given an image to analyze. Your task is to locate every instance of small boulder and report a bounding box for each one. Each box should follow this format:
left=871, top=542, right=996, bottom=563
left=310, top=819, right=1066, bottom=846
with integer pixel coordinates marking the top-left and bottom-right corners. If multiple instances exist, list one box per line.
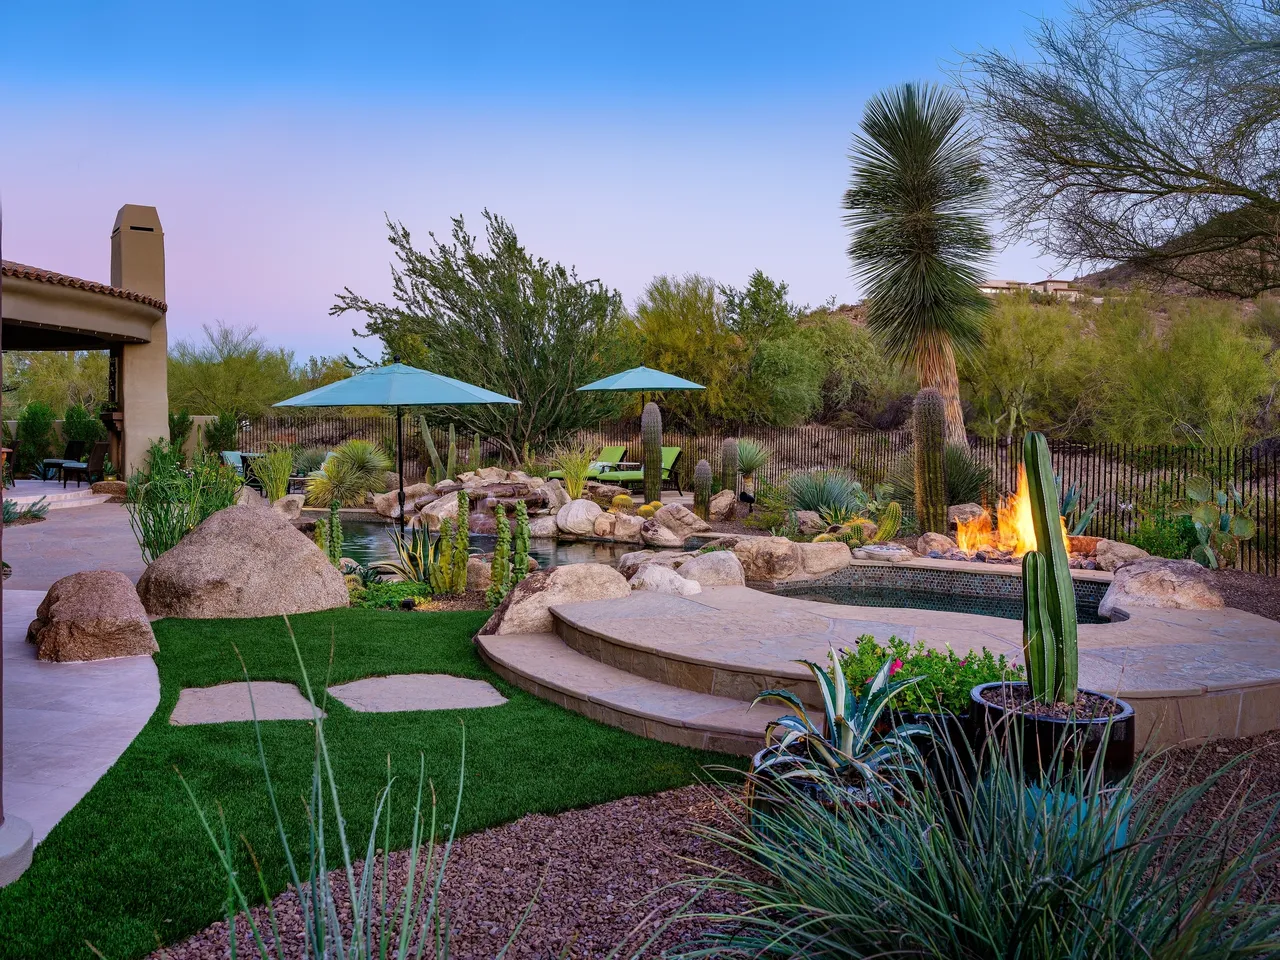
left=271, top=494, right=305, bottom=521
left=480, top=563, right=631, bottom=635
left=630, top=563, right=703, bottom=597
left=370, top=483, right=435, bottom=519
left=1094, top=539, right=1150, bottom=573
left=557, top=499, right=603, bottom=536
left=586, top=482, right=632, bottom=506
left=617, top=550, right=658, bottom=579
left=27, top=570, right=157, bottom=662
left=1098, top=558, right=1224, bottom=619
left=611, top=512, right=645, bottom=544
left=543, top=479, right=571, bottom=513
left=918, top=532, right=956, bottom=555
left=476, top=466, right=509, bottom=482
left=732, top=537, right=800, bottom=581
left=466, top=556, right=492, bottom=593
left=136, top=505, right=349, bottom=619
left=794, top=511, right=826, bottom=535
left=853, top=543, right=916, bottom=563
left=948, top=503, right=986, bottom=529
left=709, top=489, right=737, bottom=521
left=677, top=550, right=746, bottom=587
left=655, top=503, right=711, bottom=541
left=593, top=512, right=618, bottom=539
left=641, top=519, right=684, bottom=548
left=91, top=479, right=128, bottom=498
left=529, top=515, right=560, bottom=539
left=419, top=495, right=460, bottom=531
left=795, top=541, right=853, bottom=577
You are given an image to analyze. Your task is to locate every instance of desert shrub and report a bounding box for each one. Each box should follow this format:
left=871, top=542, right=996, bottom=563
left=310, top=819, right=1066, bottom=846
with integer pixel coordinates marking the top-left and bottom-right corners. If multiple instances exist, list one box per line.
left=888, top=444, right=995, bottom=511
left=201, top=411, right=240, bottom=454
left=168, top=409, right=194, bottom=453
left=292, top=446, right=328, bottom=475
left=16, top=401, right=56, bottom=474
left=1127, top=513, right=1197, bottom=559
left=348, top=579, right=431, bottom=610
left=62, top=403, right=106, bottom=447
left=248, top=443, right=294, bottom=502
left=126, top=444, right=242, bottom=563
left=304, top=439, right=392, bottom=506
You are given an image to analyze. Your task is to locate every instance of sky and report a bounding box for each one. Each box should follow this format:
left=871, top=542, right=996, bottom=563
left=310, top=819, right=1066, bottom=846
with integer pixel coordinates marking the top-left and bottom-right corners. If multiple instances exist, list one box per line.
left=1, top=1, right=1066, bottom=361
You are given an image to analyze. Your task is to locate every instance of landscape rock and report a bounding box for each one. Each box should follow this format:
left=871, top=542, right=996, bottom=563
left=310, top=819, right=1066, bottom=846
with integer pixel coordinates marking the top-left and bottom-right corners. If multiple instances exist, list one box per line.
left=853, top=543, right=916, bottom=563
left=136, top=505, right=349, bottom=619
left=1098, top=558, right=1224, bottom=619
left=617, top=550, right=658, bottom=579
left=629, top=563, right=703, bottom=597
left=948, top=503, right=986, bottom=528
left=732, top=537, right=800, bottom=581
left=235, top=485, right=266, bottom=508
left=480, top=563, right=631, bottom=635
left=640, top=519, right=684, bottom=548
left=270, top=494, right=305, bottom=521
left=370, top=483, right=435, bottom=519
left=91, top=480, right=128, bottom=497
left=418, top=494, right=460, bottom=531
left=593, top=512, right=618, bottom=539
left=412, top=491, right=440, bottom=510
left=586, top=482, right=633, bottom=507
left=677, top=550, right=746, bottom=587
left=466, top=556, right=492, bottom=593
left=795, top=541, right=853, bottom=577
left=709, top=489, right=737, bottom=521
left=1095, top=539, right=1150, bottom=573
left=918, top=532, right=957, bottom=555
left=384, top=471, right=401, bottom=491
left=528, top=516, right=560, bottom=539
left=26, top=570, right=157, bottom=662
left=542, top=479, right=571, bottom=513
left=611, top=512, right=645, bottom=544
left=476, top=466, right=509, bottom=482
left=654, top=503, right=711, bottom=541
left=794, top=511, right=826, bottom=535
left=557, top=499, right=603, bottom=536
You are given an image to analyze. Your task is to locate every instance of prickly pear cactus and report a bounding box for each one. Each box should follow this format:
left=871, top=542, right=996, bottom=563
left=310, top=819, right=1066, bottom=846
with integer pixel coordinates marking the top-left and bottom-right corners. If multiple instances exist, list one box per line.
left=913, top=389, right=948, bottom=534
left=720, top=438, right=738, bottom=494
left=693, top=459, right=712, bottom=520
left=642, top=402, right=663, bottom=505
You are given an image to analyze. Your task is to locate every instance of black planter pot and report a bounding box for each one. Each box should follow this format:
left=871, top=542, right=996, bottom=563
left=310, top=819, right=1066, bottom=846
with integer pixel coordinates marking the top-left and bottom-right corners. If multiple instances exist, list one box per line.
left=968, top=682, right=1136, bottom=784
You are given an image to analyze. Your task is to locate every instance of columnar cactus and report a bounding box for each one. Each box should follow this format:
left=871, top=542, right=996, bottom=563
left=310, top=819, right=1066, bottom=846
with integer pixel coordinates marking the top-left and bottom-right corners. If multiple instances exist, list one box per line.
left=511, top=500, right=530, bottom=586
left=913, top=389, right=948, bottom=534
left=1022, top=431, right=1078, bottom=704
left=486, top=504, right=511, bottom=606
left=471, top=432, right=482, bottom=467
left=446, top=423, right=458, bottom=480
left=419, top=417, right=444, bottom=483
left=451, top=492, right=470, bottom=595
left=693, top=459, right=713, bottom=520
left=433, top=518, right=456, bottom=594
left=321, top=500, right=343, bottom=566
left=872, top=501, right=902, bottom=543
left=720, top=438, right=738, bottom=493
left=642, top=402, right=663, bottom=505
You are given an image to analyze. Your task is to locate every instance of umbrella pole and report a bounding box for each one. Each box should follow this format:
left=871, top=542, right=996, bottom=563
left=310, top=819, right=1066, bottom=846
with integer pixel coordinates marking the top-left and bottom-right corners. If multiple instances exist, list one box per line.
left=396, top=405, right=405, bottom=536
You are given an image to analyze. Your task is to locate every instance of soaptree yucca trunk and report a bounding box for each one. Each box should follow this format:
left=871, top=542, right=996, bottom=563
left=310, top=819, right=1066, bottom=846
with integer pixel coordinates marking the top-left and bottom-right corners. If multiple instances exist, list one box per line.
left=844, top=82, right=992, bottom=448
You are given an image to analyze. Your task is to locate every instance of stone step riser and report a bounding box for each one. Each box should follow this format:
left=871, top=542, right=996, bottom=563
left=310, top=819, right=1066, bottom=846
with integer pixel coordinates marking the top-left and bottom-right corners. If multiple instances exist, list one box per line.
left=553, top=614, right=823, bottom=709
left=6, top=494, right=110, bottom=509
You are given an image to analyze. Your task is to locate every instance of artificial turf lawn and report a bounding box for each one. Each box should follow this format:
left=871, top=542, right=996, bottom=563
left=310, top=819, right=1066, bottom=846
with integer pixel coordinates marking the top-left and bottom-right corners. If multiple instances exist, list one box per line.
left=0, top=608, right=739, bottom=960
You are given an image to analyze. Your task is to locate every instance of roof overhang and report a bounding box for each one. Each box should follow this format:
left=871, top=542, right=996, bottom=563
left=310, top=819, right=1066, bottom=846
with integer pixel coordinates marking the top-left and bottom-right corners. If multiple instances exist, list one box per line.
left=1, top=272, right=164, bottom=350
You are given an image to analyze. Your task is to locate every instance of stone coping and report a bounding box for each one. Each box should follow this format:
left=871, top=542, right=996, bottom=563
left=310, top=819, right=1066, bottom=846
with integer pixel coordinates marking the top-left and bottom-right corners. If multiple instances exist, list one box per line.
left=848, top=555, right=1114, bottom=583
left=548, top=585, right=1280, bottom=749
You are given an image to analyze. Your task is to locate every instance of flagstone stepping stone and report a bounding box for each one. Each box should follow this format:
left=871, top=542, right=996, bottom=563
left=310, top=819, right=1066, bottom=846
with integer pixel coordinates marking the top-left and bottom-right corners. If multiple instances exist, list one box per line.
left=170, top=682, right=323, bottom=725
left=327, top=674, right=507, bottom=713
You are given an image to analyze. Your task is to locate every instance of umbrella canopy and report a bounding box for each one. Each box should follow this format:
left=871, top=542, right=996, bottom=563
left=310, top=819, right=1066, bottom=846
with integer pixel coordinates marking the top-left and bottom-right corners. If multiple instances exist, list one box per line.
left=576, top=365, right=704, bottom=393
left=275, top=362, right=518, bottom=409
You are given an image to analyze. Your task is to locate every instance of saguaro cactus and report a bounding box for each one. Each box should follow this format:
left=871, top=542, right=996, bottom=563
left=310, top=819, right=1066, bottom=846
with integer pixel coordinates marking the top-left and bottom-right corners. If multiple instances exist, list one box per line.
left=693, top=459, right=713, bottom=520
left=720, top=438, right=738, bottom=493
left=1022, top=431, right=1078, bottom=704
left=642, top=402, right=663, bottom=505
left=913, top=389, right=948, bottom=534
left=471, top=432, right=482, bottom=467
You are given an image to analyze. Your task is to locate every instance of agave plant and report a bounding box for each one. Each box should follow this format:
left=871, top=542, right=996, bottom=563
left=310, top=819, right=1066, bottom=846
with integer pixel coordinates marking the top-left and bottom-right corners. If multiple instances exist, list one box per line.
left=734, top=439, right=771, bottom=479
left=751, top=652, right=933, bottom=798
left=785, top=470, right=869, bottom=527
left=370, top=524, right=436, bottom=583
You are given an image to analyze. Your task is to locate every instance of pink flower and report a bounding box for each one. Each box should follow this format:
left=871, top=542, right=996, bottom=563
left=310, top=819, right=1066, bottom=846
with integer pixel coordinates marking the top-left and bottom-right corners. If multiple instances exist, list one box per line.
left=959, top=659, right=968, bottom=668
left=890, top=658, right=904, bottom=676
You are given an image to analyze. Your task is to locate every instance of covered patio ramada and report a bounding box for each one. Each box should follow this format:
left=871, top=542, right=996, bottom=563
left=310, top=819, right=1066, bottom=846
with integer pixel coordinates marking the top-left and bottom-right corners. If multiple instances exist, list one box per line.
left=1, top=203, right=170, bottom=473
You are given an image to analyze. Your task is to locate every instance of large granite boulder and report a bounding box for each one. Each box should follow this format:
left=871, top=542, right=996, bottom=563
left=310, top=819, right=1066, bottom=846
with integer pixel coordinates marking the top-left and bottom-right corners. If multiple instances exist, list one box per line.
left=27, top=571, right=157, bottom=662
left=1095, top=539, right=1150, bottom=573
left=136, top=505, right=349, bottom=619
left=480, top=563, right=630, bottom=635
left=654, top=503, right=711, bottom=541
left=630, top=563, right=703, bottom=597
left=709, top=489, right=737, bottom=521
left=370, top=483, right=435, bottom=519
left=1098, top=558, right=1224, bottom=619
left=732, top=537, right=800, bottom=581
left=641, top=519, right=684, bottom=548
left=795, top=541, right=853, bottom=577
left=557, top=499, right=603, bottom=536
left=542, top=479, right=571, bottom=513
left=677, top=550, right=746, bottom=587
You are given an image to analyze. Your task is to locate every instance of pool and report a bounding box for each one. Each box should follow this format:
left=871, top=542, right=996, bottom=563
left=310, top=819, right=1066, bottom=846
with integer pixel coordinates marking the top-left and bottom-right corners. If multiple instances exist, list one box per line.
left=772, top=565, right=1110, bottom=624
left=338, top=519, right=662, bottom=569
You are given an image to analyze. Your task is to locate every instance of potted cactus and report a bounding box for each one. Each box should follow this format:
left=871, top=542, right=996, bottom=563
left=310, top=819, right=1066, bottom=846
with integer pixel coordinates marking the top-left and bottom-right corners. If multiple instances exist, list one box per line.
left=968, top=432, right=1135, bottom=782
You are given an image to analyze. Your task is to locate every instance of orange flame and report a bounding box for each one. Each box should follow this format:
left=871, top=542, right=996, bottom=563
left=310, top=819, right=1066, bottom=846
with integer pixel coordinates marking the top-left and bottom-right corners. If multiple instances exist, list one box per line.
left=954, top=463, right=1069, bottom=557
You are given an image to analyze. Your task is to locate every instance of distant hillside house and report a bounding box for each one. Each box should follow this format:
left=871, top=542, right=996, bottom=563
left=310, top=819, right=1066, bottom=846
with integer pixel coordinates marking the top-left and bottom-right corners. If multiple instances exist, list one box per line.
left=979, top=278, right=1080, bottom=301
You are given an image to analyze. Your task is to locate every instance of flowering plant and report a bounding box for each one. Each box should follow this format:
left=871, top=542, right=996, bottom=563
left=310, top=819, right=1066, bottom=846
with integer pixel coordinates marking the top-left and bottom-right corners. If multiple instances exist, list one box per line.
left=836, top=634, right=1023, bottom=715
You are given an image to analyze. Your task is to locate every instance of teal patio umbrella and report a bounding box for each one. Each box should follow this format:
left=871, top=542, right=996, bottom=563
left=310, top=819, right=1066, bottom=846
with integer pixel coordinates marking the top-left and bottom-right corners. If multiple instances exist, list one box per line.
left=576, top=365, right=704, bottom=401
left=275, top=361, right=518, bottom=532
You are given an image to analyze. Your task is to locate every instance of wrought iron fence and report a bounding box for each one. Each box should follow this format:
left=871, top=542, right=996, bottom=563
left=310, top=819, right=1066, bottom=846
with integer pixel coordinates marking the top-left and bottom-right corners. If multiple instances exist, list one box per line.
left=240, top=415, right=1279, bottom=574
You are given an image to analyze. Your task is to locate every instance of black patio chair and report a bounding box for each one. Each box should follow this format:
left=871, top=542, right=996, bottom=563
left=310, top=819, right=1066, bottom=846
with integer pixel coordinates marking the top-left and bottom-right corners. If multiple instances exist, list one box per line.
left=42, top=440, right=86, bottom=482
left=62, top=442, right=108, bottom=488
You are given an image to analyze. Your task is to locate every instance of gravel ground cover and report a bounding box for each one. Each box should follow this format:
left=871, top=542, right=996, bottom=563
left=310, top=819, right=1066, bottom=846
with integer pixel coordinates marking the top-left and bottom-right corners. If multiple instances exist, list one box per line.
left=0, top=609, right=738, bottom=960
left=1211, top=568, right=1280, bottom=622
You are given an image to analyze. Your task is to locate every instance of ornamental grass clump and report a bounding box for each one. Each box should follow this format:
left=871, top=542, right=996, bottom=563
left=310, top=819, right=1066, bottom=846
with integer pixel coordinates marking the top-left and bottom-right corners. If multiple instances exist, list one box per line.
left=548, top=441, right=595, bottom=499
left=126, top=442, right=242, bottom=563
left=681, top=732, right=1280, bottom=959
left=248, top=443, right=294, bottom=502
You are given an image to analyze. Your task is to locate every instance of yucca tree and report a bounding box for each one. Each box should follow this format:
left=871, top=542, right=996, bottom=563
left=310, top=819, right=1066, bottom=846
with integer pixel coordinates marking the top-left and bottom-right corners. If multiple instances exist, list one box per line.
left=845, top=82, right=992, bottom=446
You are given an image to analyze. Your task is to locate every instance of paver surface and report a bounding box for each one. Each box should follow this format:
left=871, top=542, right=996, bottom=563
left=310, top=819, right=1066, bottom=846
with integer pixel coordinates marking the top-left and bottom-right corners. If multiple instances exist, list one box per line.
left=3, top=501, right=145, bottom=589
left=170, top=681, right=323, bottom=725
left=327, top=673, right=507, bottom=712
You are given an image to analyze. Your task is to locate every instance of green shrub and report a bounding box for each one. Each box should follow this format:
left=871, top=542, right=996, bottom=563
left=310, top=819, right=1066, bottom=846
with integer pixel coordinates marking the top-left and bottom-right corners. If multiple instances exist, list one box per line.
left=16, top=401, right=56, bottom=475
left=837, top=634, right=1022, bottom=715
left=1127, top=513, right=1196, bottom=559
left=62, top=403, right=106, bottom=447
left=126, top=446, right=242, bottom=563
left=201, top=411, right=240, bottom=453
left=304, top=439, right=391, bottom=507
left=348, top=579, right=430, bottom=609
left=168, top=409, right=194, bottom=453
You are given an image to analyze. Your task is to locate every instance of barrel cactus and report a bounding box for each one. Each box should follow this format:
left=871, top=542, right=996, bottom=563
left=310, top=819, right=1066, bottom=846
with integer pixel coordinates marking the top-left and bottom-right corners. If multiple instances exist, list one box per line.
left=637, top=504, right=656, bottom=519
left=720, top=438, right=738, bottom=493
left=693, top=459, right=713, bottom=520
left=912, top=389, right=948, bottom=534
left=1022, top=431, right=1078, bottom=704
left=611, top=493, right=635, bottom=514
left=642, top=402, right=663, bottom=505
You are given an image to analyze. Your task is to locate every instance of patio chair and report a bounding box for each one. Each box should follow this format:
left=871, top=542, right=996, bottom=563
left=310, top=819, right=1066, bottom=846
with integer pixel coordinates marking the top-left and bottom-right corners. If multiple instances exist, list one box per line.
left=545, top=445, right=627, bottom=482
left=221, top=450, right=264, bottom=491
left=595, top=446, right=684, bottom=494
left=62, top=442, right=108, bottom=488
left=42, top=440, right=86, bottom=482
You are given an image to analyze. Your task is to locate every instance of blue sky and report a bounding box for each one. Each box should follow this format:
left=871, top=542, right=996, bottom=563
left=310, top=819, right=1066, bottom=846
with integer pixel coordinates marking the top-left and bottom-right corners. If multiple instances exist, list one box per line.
left=2, top=1, right=1065, bottom=358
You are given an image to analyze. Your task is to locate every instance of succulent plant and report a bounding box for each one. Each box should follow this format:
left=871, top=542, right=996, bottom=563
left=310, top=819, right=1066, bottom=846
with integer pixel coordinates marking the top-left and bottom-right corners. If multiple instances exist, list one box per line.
left=511, top=500, right=531, bottom=587
left=432, top=518, right=456, bottom=594
left=912, top=389, right=948, bottom=534
left=720, top=438, right=738, bottom=493
left=872, top=501, right=902, bottom=543
left=451, top=492, right=470, bottom=595
left=1176, top=475, right=1256, bottom=569
left=642, top=402, right=663, bottom=505
left=611, top=493, right=635, bottom=513
left=419, top=417, right=444, bottom=483
left=486, top=504, right=511, bottom=606
left=693, top=459, right=713, bottom=520
left=637, top=504, right=656, bottom=519
left=471, top=432, right=482, bottom=467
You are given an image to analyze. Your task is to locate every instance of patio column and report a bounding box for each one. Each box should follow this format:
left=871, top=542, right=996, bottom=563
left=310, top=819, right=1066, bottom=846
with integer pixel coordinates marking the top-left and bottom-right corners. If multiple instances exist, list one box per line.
left=110, top=204, right=169, bottom=473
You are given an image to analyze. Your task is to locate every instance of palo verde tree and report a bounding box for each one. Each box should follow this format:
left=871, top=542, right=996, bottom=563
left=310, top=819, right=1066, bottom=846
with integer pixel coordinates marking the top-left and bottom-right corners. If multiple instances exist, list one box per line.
left=844, top=82, right=992, bottom=446
left=333, top=212, right=630, bottom=461
left=964, top=0, right=1280, bottom=297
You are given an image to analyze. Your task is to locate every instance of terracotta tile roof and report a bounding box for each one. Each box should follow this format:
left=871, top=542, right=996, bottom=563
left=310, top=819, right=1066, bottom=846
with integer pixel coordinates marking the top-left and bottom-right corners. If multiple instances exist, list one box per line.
left=1, top=260, right=167, bottom=311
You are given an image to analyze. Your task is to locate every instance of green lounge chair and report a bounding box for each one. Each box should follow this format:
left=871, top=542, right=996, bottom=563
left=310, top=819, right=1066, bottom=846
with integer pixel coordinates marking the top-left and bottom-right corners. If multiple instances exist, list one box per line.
left=596, top=446, right=683, bottom=494
left=546, top=445, right=627, bottom=481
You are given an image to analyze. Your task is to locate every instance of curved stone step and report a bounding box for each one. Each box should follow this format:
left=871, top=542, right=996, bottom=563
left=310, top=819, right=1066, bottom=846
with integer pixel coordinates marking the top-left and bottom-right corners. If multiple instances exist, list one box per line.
left=476, top=631, right=795, bottom=756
